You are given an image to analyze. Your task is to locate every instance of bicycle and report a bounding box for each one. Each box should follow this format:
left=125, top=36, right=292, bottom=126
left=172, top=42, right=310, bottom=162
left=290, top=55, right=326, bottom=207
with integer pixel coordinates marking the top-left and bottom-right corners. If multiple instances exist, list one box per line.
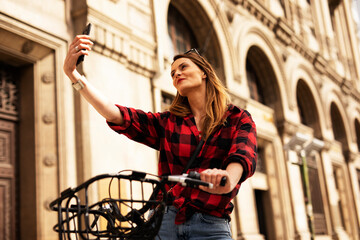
left=49, top=170, right=225, bottom=240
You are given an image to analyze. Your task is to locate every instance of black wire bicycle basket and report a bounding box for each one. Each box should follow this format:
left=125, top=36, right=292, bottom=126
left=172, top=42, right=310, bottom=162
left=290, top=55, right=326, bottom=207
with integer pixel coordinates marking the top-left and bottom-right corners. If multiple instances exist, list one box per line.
left=49, top=171, right=167, bottom=240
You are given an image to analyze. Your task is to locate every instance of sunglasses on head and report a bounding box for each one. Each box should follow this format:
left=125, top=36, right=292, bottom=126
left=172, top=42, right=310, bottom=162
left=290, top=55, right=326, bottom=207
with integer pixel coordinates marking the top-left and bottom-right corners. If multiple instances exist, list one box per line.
left=184, top=48, right=207, bottom=65
left=184, top=48, right=201, bottom=56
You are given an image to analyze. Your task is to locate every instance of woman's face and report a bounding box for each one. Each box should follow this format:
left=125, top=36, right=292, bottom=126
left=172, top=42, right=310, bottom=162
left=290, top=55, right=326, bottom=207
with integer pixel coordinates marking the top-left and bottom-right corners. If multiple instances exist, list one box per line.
left=171, top=57, right=206, bottom=96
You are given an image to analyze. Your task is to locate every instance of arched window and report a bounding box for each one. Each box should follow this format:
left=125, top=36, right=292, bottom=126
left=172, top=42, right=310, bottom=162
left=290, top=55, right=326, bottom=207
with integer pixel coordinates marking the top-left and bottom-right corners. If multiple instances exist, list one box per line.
left=167, top=4, right=198, bottom=55
left=330, top=103, right=347, bottom=145
left=355, top=119, right=360, bottom=151
left=246, top=59, right=265, bottom=104
left=245, top=46, right=280, bottom=108
left=296, top=79, right=321, bottom=138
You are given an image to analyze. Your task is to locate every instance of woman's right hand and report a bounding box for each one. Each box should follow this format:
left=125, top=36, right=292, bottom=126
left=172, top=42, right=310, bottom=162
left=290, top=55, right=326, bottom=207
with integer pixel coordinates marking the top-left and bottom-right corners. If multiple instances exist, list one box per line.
left=62, top=35, right=123, bottom=125
left=63, top=35, right=93, bottom=79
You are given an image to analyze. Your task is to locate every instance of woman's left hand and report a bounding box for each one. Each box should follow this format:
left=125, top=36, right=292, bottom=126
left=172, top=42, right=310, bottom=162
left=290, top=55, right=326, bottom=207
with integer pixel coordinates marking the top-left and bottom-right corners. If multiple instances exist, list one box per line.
left=199, top=163, right=243, bottom=194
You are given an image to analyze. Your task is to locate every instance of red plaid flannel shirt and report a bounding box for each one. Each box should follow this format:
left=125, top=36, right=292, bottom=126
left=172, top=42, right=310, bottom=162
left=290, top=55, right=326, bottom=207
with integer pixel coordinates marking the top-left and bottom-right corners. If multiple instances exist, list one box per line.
left=107, top=104, right=257, bottom=224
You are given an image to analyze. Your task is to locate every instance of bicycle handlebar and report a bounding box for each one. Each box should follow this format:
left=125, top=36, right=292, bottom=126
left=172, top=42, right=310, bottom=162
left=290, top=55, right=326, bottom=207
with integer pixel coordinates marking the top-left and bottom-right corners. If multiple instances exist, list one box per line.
left=49, top=170, right=227, bottom=240
left=50, top=170, right=227, bottom=208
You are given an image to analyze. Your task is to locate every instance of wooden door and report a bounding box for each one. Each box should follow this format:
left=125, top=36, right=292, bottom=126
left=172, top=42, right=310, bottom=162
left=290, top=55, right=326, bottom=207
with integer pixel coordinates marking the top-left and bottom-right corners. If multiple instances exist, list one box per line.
left=0, top=63, right=18, bottom=240
left=0, top=120, right=16, bottom=240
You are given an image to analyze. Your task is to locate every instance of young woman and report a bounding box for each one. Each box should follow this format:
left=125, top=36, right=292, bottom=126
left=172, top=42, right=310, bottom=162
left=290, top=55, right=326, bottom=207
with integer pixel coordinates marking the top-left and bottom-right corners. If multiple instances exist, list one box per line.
left=64, top=35, right=257, bottom=240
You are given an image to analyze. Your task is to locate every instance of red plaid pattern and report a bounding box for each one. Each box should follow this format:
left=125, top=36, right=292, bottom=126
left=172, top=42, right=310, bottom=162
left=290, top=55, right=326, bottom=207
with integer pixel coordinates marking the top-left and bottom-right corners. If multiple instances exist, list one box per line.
left=107, top=104, right=257, bottom=224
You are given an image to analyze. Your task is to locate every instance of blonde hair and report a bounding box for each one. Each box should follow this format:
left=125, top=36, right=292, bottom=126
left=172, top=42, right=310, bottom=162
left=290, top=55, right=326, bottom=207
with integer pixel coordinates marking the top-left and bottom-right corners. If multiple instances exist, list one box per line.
left=169, top=52, right=230, bottom=140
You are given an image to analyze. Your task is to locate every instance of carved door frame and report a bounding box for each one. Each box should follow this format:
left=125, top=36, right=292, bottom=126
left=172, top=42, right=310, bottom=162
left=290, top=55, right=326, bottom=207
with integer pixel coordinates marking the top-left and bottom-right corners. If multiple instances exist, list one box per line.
left=0, top=13, right=69, bottom=240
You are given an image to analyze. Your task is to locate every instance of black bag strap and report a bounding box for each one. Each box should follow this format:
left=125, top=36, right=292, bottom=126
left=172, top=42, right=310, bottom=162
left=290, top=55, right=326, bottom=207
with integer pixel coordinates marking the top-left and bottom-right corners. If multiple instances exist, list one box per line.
left=182, top=139, right=204, bottom=174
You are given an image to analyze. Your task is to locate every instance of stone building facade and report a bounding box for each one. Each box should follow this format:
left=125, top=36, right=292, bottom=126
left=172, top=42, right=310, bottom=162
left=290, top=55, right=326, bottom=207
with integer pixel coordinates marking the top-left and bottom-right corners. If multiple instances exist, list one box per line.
left=0, top=0, right=360, bottom=239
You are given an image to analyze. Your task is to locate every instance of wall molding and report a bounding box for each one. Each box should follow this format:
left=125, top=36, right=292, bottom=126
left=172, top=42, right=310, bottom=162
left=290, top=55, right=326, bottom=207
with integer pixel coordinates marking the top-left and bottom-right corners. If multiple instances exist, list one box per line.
left=88, top=7, right=156, bottom=78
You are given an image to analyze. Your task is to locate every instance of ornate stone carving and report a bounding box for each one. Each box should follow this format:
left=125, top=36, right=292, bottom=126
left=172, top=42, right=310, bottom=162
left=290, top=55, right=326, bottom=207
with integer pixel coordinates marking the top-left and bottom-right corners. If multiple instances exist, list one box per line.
left=41, top=72, right=54, bottom=84
left=0, top=66, right=18, bottom=116
left=42, top=112, right=55, bottom=124
left=21, top=40, right=34, bottom=54
left=43, top=154, right=57, bottom=167
left=233, top=74, right=242, bottom=83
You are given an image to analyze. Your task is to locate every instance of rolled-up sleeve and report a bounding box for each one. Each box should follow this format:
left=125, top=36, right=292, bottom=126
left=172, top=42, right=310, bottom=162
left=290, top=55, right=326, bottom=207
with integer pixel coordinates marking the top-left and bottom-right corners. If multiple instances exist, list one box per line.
left=223, top=110, right=257, bottom=183
left=107, top=105, right=167, bottom=150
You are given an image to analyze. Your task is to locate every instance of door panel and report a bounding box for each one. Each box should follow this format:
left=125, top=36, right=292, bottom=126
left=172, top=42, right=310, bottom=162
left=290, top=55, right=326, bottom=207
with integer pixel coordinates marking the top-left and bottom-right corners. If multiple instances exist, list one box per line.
left=0, top=120, right=16, bottom=240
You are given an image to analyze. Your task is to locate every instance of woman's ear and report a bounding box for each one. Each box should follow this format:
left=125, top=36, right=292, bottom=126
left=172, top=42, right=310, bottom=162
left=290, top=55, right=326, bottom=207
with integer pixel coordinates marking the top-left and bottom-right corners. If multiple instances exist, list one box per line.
left=202, top=72, right=207, bottom=79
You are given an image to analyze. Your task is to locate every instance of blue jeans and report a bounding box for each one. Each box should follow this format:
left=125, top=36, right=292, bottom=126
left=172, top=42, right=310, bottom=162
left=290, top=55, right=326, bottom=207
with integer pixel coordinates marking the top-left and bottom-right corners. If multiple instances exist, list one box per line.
left=156, top=206, right=233, bottom=240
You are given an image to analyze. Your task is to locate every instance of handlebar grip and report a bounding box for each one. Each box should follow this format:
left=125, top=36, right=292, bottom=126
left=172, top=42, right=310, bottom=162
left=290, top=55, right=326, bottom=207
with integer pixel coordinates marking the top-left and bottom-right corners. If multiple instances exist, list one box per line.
left=166, top=175, right=213, bottom=189
left=188, top=171, right=201, bottom=179
left=188, top=171, right=227, bottom=187
left=220, top=176, right=227, bottom=186
left=185, top=178, right=213, bottom=188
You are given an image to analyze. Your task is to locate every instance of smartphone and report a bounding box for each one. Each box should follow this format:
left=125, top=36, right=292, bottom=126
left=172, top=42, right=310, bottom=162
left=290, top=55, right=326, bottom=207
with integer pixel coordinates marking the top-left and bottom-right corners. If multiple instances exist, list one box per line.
left=76, top=23, right=92, bottom=66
